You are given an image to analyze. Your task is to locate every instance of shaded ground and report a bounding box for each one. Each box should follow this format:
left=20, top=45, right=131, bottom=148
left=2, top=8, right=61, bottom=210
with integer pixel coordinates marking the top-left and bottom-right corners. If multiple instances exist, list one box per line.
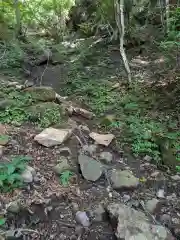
left=0, top=119, right=180, bottom=239
left=0, top=37, right=180, bottom=239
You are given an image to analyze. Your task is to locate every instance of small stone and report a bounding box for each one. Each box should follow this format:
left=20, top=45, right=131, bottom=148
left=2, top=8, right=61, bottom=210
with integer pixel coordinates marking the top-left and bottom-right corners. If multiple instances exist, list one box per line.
left=151, top=171, right=160, bottom=178
left=99, top=151, right=113, bottom=163
left=130, top=200, right=140, bottom=208
left=160, top=214, right=171, bottom=225
left=34, top=128, right=72, bottom=147
left=26, top=166, right=36, bottom=177
left=79, top=125, right=90, bottom=133
left=53, top=157, right=71, bottom=174
left=0, top=124, right=6, bottom=135
left=89, top=132, right=115, bottom=146
left=92, top=204, right=106, bottom=222
left=0, top=145, right=3, bottom=157
left=75, top=211, right=90, bottom=227
left=145, top=198, right=160, bottom=213
left=172, top=217, right=180, bottom=224
left=7, top=201, right=21, bottom=213
left=72, top=107, right=95, bottom=119
left=143, top=155, right=152, bottom=162
left=46, top=206, right=53, bottom=212
left=59, top=147, right=72, bottom=156
left=171, top=175, right=180, bottom=181
left=122, top=194, right=131, bottom=203
left=110, top=170, right=139, bottom=190
left=82, top=144, right=97, bottom=155
left=21, top=169, right=33, bottom=183
left=78, top=154, right=102, bottom=181
left=156, top=189, right=165, bottom=199
left=0, top=135, right=9, bottom=146
left=5, top=229, right=23, bottom=239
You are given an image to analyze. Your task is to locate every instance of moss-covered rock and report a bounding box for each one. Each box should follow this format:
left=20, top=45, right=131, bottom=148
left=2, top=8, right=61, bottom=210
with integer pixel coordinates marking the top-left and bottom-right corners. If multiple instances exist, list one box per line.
left=24, top=86, right=56, bottom=102
left=27, top=102, right=65, bottom=127
left=0, top=99, right=16, bottom=110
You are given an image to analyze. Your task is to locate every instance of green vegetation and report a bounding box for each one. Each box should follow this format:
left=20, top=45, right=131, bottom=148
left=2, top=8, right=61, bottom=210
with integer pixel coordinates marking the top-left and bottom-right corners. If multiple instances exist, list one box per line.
left=0, top=156, right=31, bottom=192
left=60, top=39, right=180, bottom=169
left=0, top=218, right=6, bottom=226
left=59, top=170, right=74, bottom=186
left=0, top=0, right=180, bottom=170
left=0, top=87, right=63, bottom=127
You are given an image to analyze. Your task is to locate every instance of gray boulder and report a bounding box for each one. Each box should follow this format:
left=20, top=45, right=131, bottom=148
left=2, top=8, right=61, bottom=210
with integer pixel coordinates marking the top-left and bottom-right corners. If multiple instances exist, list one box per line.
left=110, top=170, right=139, bottom=189
left=78, top=154, right=102, bottom=181
left=107, top=203, right=174, bottom=240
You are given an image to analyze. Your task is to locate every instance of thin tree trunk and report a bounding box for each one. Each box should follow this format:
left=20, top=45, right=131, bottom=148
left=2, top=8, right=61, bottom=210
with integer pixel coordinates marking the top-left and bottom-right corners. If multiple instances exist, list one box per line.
left=14, top=0, right=21, bottom=38
left=159, top=0, right=165, bottom=30
left=114, top=0, right=131, bottom=83
left=165, top=0, right=170, bottom=33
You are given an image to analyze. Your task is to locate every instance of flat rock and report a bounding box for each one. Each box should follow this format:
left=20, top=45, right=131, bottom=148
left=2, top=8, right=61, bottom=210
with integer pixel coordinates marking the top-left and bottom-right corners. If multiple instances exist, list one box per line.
left=99, top=151, right=113, bottom=163
left=145, top=198, right=160, bottom=214
left=156, top=189, right=165, bottom=199
left=107, top=203, right=174, bottom=240
left=110, top=170, right=139, bottom=189
left=171, top=175, right=180, bottom=181
left=34, top=128, right=72, bottom=147
left=78, top=154, right=102, bottom=181
left=89, top=132, right=115, bottom=146
left=75, top=211, right=91, bottom=227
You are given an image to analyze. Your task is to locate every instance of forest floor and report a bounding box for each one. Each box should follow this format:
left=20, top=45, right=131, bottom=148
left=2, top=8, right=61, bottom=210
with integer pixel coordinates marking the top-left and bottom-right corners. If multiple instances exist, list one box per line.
left=0, top=36, right=180, bottom=239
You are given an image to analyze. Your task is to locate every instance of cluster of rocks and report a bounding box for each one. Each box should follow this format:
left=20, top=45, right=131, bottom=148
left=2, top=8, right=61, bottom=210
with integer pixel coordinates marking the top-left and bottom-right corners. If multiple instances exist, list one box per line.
left=0, top=86, right=180, bottom=239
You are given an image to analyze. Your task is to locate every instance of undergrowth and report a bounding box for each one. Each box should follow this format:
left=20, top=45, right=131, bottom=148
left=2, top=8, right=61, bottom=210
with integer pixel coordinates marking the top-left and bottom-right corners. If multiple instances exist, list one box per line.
left=0, top=41, right=24, bottom=76
left=63, top=40, right=180, bottom=169
left=0, top=87, right=63, bottom=127
left=0, top=155, right=31, bottom=192
left=60, top=170, right=74, bottom=186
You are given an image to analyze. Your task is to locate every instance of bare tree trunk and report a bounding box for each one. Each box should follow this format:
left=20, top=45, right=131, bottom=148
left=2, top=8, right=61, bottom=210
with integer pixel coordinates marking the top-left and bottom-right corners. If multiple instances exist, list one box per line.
left=165, top=0, right=170, bottom=33
left=159, top=0, right=165, bottom=30
left=14, top=0, right=21, bottom=38
left=114, top=0, right=131, bottom=83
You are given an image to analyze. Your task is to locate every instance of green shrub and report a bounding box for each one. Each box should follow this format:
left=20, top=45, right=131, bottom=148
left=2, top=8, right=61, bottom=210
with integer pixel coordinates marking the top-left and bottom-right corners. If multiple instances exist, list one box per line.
left=0, top=156, right=31, bottom=192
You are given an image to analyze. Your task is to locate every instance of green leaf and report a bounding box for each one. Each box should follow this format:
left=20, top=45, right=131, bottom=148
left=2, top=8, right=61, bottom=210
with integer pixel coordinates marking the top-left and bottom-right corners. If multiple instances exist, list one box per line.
left=16, top=163, right=25, bottom=171
left=0, top=218, right=6, bottom=226
left=0, top=174, right=7, bottom=181
left=8, top=173, right=22, bottom=184
left=7, top=164, right=15, bottom=175
left=60, top=171, right=73, bottom=186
